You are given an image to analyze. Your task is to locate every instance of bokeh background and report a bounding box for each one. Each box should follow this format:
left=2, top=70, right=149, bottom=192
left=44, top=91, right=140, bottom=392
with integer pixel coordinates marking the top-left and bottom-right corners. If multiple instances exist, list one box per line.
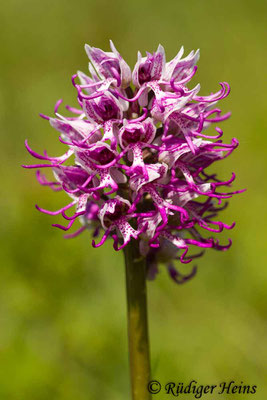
left=0, top=0, right=266, bottom=399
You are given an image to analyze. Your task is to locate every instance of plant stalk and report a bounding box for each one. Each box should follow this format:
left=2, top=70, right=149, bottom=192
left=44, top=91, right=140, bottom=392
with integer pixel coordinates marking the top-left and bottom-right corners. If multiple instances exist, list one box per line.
left=124, top=240, right=151, bottom=400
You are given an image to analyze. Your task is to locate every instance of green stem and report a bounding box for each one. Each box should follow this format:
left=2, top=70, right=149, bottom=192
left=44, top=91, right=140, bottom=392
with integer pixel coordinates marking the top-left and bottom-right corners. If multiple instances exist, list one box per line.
left=124, top=240, right=151, bottom=400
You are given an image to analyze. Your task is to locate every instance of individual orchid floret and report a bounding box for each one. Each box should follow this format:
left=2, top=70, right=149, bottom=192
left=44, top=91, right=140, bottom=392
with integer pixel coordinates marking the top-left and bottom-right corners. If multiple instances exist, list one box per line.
left=85, top=40, right=132, bottom=88
left=95, top=196, right=144, bottom=250
left=132, top=44, right=165, bottom=87
left=75, top=142, right=126, bottom=195
left=82, top=91, right=124, bottom=124
left=119, top=118, right=156, bottom=177
left=162, top=46, right=200, bottom=83
left=23, top=41, right=245, bottom=285
left=50, top=117, right=102, bottom=144
left=80, top=91, right=127, bottom=147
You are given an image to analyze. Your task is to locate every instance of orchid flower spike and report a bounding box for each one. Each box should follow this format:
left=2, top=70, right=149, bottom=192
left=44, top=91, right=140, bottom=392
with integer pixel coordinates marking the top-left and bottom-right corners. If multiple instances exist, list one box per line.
left=23, top=42, right=245, bottom=284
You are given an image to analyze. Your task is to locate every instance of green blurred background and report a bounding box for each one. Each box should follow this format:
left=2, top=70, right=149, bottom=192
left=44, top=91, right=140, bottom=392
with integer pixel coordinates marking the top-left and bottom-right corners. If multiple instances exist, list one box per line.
left=0, top=0, right=266, bottom=399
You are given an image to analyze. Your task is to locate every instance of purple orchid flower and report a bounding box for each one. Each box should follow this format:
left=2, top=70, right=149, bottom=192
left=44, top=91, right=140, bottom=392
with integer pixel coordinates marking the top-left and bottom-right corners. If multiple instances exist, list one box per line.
left=85, top=40, right=132, bottom=88
left=23, top=42, right=245, bottom=284
left=132, top=44, right=165, bottom=87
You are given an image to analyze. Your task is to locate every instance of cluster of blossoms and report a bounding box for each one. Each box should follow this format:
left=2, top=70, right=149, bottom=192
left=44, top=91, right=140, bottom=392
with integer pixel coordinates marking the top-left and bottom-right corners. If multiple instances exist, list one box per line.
left=24, top=41, right=244, bottom=283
